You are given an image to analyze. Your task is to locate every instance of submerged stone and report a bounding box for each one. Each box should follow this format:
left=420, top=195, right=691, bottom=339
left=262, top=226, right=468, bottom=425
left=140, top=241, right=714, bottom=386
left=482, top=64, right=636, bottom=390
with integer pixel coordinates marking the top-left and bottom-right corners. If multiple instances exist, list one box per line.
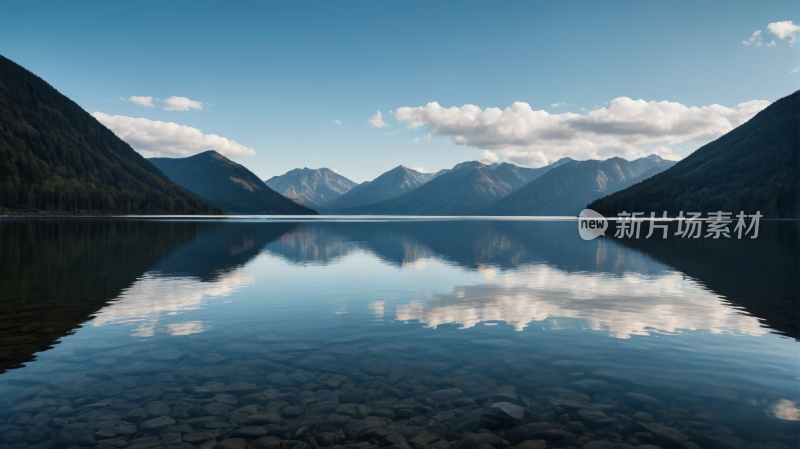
left=483, top=402, right=524, bottom=426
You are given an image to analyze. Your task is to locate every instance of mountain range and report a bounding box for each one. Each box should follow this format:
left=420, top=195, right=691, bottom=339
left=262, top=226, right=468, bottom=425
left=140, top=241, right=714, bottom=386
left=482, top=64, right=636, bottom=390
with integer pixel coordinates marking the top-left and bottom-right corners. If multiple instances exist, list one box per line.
left=331, top=158, right=573, bottom=215
left=150, top=151, right=316, bottom=215
left=264, top=167, right=357, bottom=209
left=0, top=54, right=222, bottom=215
left=487, top=155, right=676, bottom=216
left=3, top=54, right=795, bottom=218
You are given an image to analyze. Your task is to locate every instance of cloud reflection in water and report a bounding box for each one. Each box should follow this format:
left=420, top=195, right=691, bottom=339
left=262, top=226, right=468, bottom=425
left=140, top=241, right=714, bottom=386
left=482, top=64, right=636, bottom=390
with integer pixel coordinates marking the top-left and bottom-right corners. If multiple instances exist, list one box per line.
left=91, top=271, right=255, bottom=337
left=395, top=264, right=767, bottom=338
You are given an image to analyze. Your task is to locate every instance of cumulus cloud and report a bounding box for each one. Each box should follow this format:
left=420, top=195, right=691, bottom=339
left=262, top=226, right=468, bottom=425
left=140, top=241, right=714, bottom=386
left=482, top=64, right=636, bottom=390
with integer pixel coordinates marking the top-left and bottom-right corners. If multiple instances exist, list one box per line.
left=394, top=97, right=769, bottom=167
left=333, top=119, right=342, bottom=125
left=385, top=129, right=401, bottom=136
left=92, top=112, right=256, bottom=158
left=480, top=150, right=499, bottom=164
left=163, top=96, right=204, bottom=111
left=369, top=111, right=389, bottom=128
left=550, top=102, right=573, bottom=107
left=743, top=30, right=764, bottom=46
left=124, top=96, right=155, bottom=107
left=768, top=21, right=799, bottom=45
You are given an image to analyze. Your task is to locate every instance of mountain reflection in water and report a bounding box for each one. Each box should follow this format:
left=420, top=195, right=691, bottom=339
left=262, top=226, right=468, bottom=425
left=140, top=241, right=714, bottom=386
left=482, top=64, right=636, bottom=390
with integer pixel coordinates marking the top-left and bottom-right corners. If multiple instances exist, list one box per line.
left=1, top=219, right=796, bottom=372
left=0, top=218, right=797, bottom=447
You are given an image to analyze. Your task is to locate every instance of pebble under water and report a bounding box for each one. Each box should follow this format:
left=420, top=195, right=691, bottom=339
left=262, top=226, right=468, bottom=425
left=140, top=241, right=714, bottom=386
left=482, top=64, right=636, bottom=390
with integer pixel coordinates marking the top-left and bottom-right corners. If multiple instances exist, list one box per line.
left=0, top=219, right=797, bottom=449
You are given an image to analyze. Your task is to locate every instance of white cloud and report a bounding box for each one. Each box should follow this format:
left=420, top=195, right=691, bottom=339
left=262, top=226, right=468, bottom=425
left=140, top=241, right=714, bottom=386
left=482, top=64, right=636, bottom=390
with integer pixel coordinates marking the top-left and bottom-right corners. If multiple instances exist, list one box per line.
left=550, top=102, right=573, bottom=107
left=743, top=30, right=764, bottom=46
left=767, top=21, right=799, bottom=45
left=410, top=167, right=428, bottom=173
left=162, top=96, right=204, bottom=111
left=766, top=40, right=777, bottom=47
left=124, top=96, right=155, bottom=107
left=791, top=68, right=798, bottom=74
left=92, top=112, right=256, bottom=158
left=394, top=97, right=768, bottom=167
left=333, top=119, right=342, bottom=125
left=480, top=150, right=499, bottom=164
left=369, top=111, right=389, bottom=128
left=385, top=129, right=401, bottom=136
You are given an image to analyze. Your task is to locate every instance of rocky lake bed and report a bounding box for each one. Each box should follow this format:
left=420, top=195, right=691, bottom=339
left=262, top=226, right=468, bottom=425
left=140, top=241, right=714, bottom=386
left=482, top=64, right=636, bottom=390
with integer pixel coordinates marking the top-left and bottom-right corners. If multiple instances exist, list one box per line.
left=1, top=333, right=796, bottom=449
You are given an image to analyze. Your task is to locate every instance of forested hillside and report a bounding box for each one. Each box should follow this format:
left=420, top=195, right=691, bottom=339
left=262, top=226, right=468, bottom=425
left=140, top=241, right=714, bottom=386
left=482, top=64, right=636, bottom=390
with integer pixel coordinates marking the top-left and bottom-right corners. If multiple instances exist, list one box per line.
left=589, top=91, right=798, bottom=218
left=0, top=55, right=222, bottom=215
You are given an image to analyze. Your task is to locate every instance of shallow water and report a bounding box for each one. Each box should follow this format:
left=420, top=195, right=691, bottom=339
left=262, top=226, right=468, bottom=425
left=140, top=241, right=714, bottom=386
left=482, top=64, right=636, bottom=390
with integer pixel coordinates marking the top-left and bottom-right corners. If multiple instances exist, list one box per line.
left=0, top=218, right=798, bottom=449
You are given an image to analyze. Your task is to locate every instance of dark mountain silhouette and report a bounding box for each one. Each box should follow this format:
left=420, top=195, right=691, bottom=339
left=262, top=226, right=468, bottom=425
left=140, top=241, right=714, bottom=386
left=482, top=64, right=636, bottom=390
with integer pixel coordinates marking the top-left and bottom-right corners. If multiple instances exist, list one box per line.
left=487, top=155, right=676, bottom=216
left=589, top=91, right=799, bottom=218
left=150, top=151, right=316, bottom=215
left=329, top=165, right=435, bottom=209
left=265, top=167, right=357, bottom=209
left=337, top=158, right=572, bottom=215
left=0, top=54, right=222, bottom=215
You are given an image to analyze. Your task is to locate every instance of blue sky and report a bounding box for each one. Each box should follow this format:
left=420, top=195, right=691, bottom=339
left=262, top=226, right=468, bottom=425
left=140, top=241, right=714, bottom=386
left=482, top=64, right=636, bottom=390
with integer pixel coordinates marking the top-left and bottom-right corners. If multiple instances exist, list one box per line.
left=2, top=1, right=798, bottom=182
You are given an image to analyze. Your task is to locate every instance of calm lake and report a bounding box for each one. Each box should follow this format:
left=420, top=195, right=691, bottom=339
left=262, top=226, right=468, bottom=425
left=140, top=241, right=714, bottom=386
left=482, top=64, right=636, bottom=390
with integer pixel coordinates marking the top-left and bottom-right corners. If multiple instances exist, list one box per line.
left=0, top=218, right=798, bottom=449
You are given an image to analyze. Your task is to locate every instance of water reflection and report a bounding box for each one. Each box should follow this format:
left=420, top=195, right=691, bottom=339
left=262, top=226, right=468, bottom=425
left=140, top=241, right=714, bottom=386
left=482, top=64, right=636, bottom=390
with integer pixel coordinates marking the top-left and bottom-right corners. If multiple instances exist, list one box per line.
left=1, top=218, right=796, bottom=372
left=394, top=267, right=767, bottom=337
left=258, top=220, right=797, bottom=339
left=91, top=272, right=256, bottom=337
left=0, top=218, right=798, bottom=448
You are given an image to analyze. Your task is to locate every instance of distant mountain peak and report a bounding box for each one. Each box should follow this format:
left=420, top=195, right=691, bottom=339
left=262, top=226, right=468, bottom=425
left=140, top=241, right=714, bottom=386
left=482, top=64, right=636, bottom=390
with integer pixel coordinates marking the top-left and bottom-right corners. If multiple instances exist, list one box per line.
left=451, top=161, right=484, bottom=171
left=487, top=154, right=677, bottom=216
left=329, top=163, right=438, bottom=209
left=265, top=167, right=358, bottom=208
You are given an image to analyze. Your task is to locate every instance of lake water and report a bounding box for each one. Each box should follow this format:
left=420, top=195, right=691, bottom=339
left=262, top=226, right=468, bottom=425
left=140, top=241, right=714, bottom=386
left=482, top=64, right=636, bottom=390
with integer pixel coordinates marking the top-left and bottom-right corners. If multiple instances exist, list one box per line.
left=0, top=218, right=798, bottom=449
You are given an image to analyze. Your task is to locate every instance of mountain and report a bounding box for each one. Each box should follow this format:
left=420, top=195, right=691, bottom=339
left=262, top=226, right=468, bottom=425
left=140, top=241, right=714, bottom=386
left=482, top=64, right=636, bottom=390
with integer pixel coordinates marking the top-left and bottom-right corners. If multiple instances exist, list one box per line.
left=329, top=165, right=435, bottom=209
left=150, top=151, right=316, bottom=215
left=265, top=167, right=357, bottom=209
left=338, top=158, right=572, bottom=215
left=589, top=91, right=799, bottom=218
left=486, top=155, right=676, bottom=216
left=0, top=54, right=222, bottom=215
